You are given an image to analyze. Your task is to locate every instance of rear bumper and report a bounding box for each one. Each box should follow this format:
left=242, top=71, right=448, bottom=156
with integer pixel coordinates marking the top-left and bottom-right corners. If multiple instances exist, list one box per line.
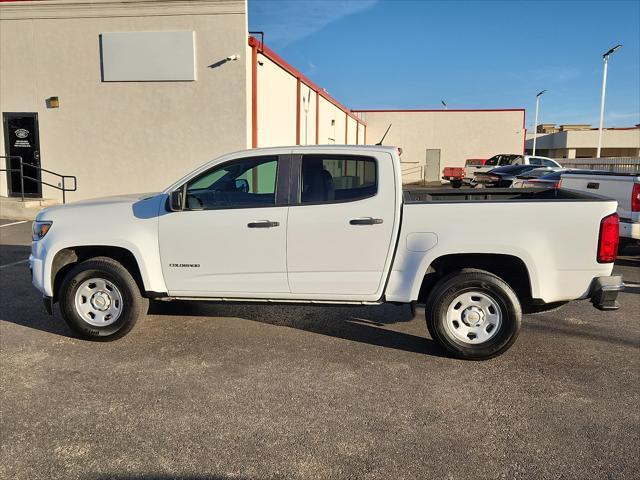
left=619, top=218, right=639, bottom=240
left=589, top=275, right=624, bottom=310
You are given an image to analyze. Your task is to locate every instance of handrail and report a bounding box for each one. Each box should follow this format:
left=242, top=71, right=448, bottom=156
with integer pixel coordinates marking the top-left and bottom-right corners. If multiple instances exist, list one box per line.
left=0, top=155, right=77, bottom=204
left=401, top=164, right=425, bottom=185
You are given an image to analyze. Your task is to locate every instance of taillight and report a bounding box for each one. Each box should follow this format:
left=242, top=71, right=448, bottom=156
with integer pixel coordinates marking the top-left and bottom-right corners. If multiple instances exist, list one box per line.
left=557, top=179, right=563, bottom=188
left=632, top=183, right=640, bottom=212
left=597, top=213, right=619, bottom=263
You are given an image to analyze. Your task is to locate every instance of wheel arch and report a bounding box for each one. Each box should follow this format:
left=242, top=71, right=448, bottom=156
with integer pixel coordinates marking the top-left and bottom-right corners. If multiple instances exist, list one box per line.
left=417, top=253, right=535, bottom=310
left=50, top=245, right=148, bottom=301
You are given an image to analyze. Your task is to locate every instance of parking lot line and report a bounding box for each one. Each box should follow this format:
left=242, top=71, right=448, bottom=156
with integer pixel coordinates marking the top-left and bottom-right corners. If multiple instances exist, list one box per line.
left=0, top=259, right=28, bottom=269
left=0, top=220, right=28, bottom=228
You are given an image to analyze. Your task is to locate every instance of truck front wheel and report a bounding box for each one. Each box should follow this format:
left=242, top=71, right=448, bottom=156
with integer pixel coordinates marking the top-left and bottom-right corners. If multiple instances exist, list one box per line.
left=425, top=270, right=521, bottom=360
left=59, top=257, right=148, bottom=341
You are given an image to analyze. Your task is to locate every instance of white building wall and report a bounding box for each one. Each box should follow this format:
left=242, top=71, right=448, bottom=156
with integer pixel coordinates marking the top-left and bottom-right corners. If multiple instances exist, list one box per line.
left=0, top=0, right=248, bottom=201
left=358, top=123, right=366, bottom=145
left=256, top=54, right=297, bottom=147
left=358, top=110, right=525, bottom=182
left=347, top=116, right=358, bottom=145
left=299, top=83, right=317, bottom=145
left=317, top=97, right=336, bottom=144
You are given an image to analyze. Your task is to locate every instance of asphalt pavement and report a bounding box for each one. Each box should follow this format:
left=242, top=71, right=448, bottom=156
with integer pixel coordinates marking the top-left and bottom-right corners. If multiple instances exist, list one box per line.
left=1, top=219, right=638, bottom=480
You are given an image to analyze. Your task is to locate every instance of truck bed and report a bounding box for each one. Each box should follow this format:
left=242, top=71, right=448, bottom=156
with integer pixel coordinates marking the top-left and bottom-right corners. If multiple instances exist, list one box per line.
left=403, top=187, right=608, bottom=203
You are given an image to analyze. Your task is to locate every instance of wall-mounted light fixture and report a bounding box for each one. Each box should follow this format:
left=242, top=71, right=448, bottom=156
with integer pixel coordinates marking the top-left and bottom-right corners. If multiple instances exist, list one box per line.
left=46, top=97, right=59, bottom=108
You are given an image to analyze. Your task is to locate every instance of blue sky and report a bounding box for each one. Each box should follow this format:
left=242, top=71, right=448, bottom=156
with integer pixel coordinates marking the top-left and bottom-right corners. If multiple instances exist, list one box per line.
left=249, top=0, right=640, bottom=130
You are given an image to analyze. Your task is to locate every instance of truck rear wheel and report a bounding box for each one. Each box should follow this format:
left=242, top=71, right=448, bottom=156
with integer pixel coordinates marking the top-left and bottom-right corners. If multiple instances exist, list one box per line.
left=425, top=270, right=521, bottom=360
left=59, top=257, right=148, bottom=341
left=450, top=180, right=462, bottom=188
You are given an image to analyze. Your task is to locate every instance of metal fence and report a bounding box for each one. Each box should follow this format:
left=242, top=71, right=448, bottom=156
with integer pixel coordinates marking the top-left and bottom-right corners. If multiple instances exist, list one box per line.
left=558, top=157, right=640, bottom=174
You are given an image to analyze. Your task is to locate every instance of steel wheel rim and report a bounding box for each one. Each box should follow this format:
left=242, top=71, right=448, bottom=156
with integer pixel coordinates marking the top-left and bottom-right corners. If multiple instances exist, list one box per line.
left=74, top=277, right=123, bottom=327
left=444, top=290, right=502, bottom=345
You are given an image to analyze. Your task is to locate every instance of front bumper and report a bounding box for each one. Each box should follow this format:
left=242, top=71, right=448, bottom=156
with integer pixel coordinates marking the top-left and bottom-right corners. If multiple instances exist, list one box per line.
left=29, top=253, right=46, bottom=294
left=589, top=275, right=624, bottom=311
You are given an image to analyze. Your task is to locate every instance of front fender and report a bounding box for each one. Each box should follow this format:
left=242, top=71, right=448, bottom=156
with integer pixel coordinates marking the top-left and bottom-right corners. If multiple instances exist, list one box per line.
left=40, top=240, right=167, bottom=298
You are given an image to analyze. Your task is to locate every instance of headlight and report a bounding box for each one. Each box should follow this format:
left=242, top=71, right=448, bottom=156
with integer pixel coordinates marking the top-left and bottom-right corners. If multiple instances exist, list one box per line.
left=32, top=221, right=52, bottom=241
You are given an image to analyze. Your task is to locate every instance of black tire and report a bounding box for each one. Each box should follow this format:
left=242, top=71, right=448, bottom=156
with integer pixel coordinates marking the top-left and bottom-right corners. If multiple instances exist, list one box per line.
left=59, top=256, right=148, bottom=341
left=450, top=180, right=462, bottom=189
left=425, top=269, right=521, bottom=360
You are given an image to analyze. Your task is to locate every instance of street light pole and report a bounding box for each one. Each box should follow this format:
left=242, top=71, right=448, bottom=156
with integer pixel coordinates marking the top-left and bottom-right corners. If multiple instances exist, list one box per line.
left=597, top=44, right=622, bottom=158
left=532, top=89, right=546, bottom=156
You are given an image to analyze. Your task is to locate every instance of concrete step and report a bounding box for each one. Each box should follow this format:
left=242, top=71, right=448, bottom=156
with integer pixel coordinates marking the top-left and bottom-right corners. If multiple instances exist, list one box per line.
left=0, top=196, right=59, bottom=221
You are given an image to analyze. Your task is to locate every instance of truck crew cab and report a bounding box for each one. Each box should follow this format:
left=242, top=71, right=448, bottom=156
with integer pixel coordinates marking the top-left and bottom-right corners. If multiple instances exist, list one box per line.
left=30, top=146, right=623, bottom=359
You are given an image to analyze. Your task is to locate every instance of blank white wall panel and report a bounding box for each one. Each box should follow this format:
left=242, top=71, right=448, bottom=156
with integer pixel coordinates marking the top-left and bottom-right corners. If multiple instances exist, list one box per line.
left=100, top=31, right=196, bottom=81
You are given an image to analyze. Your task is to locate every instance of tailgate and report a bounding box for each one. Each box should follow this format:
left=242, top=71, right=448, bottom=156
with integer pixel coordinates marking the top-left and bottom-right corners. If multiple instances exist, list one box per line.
left=561, top=173, right=640, bottom=222
left=464, top=166, right=490, bottom=180
left=443, top=167, right=464, bottom=178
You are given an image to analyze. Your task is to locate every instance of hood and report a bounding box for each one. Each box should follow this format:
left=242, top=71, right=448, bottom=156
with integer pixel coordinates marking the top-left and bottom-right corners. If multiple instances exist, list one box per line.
left=36, top=192, right=161, bottom=221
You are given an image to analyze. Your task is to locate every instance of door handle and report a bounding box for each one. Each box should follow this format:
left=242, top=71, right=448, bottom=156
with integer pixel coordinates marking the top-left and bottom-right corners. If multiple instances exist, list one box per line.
left=587, top=182, right=600, bottom=189
left=349, top=217, right=383, bottom=226
left=247, top=220, right=280, bottom=228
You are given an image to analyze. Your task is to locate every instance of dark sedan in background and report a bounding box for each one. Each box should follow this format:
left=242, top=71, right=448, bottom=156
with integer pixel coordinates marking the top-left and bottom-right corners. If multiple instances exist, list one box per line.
left=473, top=164, right=553, bottom=188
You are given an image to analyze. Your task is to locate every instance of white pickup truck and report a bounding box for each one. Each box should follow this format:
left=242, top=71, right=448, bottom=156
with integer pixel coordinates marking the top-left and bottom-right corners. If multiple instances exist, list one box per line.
left=561, top=171, right=640, bottom=245
left=30, top=146, right=624, bottom=359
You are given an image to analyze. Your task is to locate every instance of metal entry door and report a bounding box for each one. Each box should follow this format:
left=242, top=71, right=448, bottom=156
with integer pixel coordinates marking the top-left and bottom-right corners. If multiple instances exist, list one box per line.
left=425, top=149, right=441, bottom=182
left=3, top=112, right=42, bottom=198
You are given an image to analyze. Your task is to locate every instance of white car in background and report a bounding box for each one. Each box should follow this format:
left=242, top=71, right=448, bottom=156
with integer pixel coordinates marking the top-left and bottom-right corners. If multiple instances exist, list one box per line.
left=464, top=154, right=562, bottom=185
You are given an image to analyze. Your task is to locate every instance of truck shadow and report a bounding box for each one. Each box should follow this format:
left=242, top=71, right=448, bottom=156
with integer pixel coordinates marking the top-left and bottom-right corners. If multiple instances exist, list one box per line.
left=149, top=300, right=447, bottom=357
left=87, top=476, right=250, bottom=480
left=0, top=257, right=445, bottom=357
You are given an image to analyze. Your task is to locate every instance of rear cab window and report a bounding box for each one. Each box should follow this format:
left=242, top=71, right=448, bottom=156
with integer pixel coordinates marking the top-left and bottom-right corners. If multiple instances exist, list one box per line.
left=300, top=155, right=377, bottom=204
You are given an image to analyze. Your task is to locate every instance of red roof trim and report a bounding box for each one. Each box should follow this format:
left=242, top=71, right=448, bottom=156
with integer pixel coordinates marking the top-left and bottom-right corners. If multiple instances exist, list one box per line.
left=248, top=36, right=365, bottom=126
left=352, top=109, right=526, bottom=113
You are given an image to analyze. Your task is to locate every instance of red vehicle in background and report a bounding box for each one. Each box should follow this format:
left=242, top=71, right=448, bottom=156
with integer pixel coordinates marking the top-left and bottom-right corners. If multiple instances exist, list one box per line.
left=442, top=159, right=486, bottom=188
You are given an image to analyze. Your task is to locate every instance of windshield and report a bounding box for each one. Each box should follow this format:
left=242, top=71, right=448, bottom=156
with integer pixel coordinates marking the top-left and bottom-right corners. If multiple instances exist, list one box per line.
left=485, top=154, right=523, bottom=166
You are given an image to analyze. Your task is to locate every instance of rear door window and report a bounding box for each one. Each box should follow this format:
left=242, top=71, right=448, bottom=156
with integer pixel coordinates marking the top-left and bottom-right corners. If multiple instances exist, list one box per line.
left=300, top=155, right=377, bottom=204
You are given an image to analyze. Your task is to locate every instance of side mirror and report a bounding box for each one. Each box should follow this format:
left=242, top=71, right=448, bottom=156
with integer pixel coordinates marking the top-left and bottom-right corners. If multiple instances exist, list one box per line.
left=168, top=190, right=183, bottom=211
left=235, top=178, right=249, bottom=193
